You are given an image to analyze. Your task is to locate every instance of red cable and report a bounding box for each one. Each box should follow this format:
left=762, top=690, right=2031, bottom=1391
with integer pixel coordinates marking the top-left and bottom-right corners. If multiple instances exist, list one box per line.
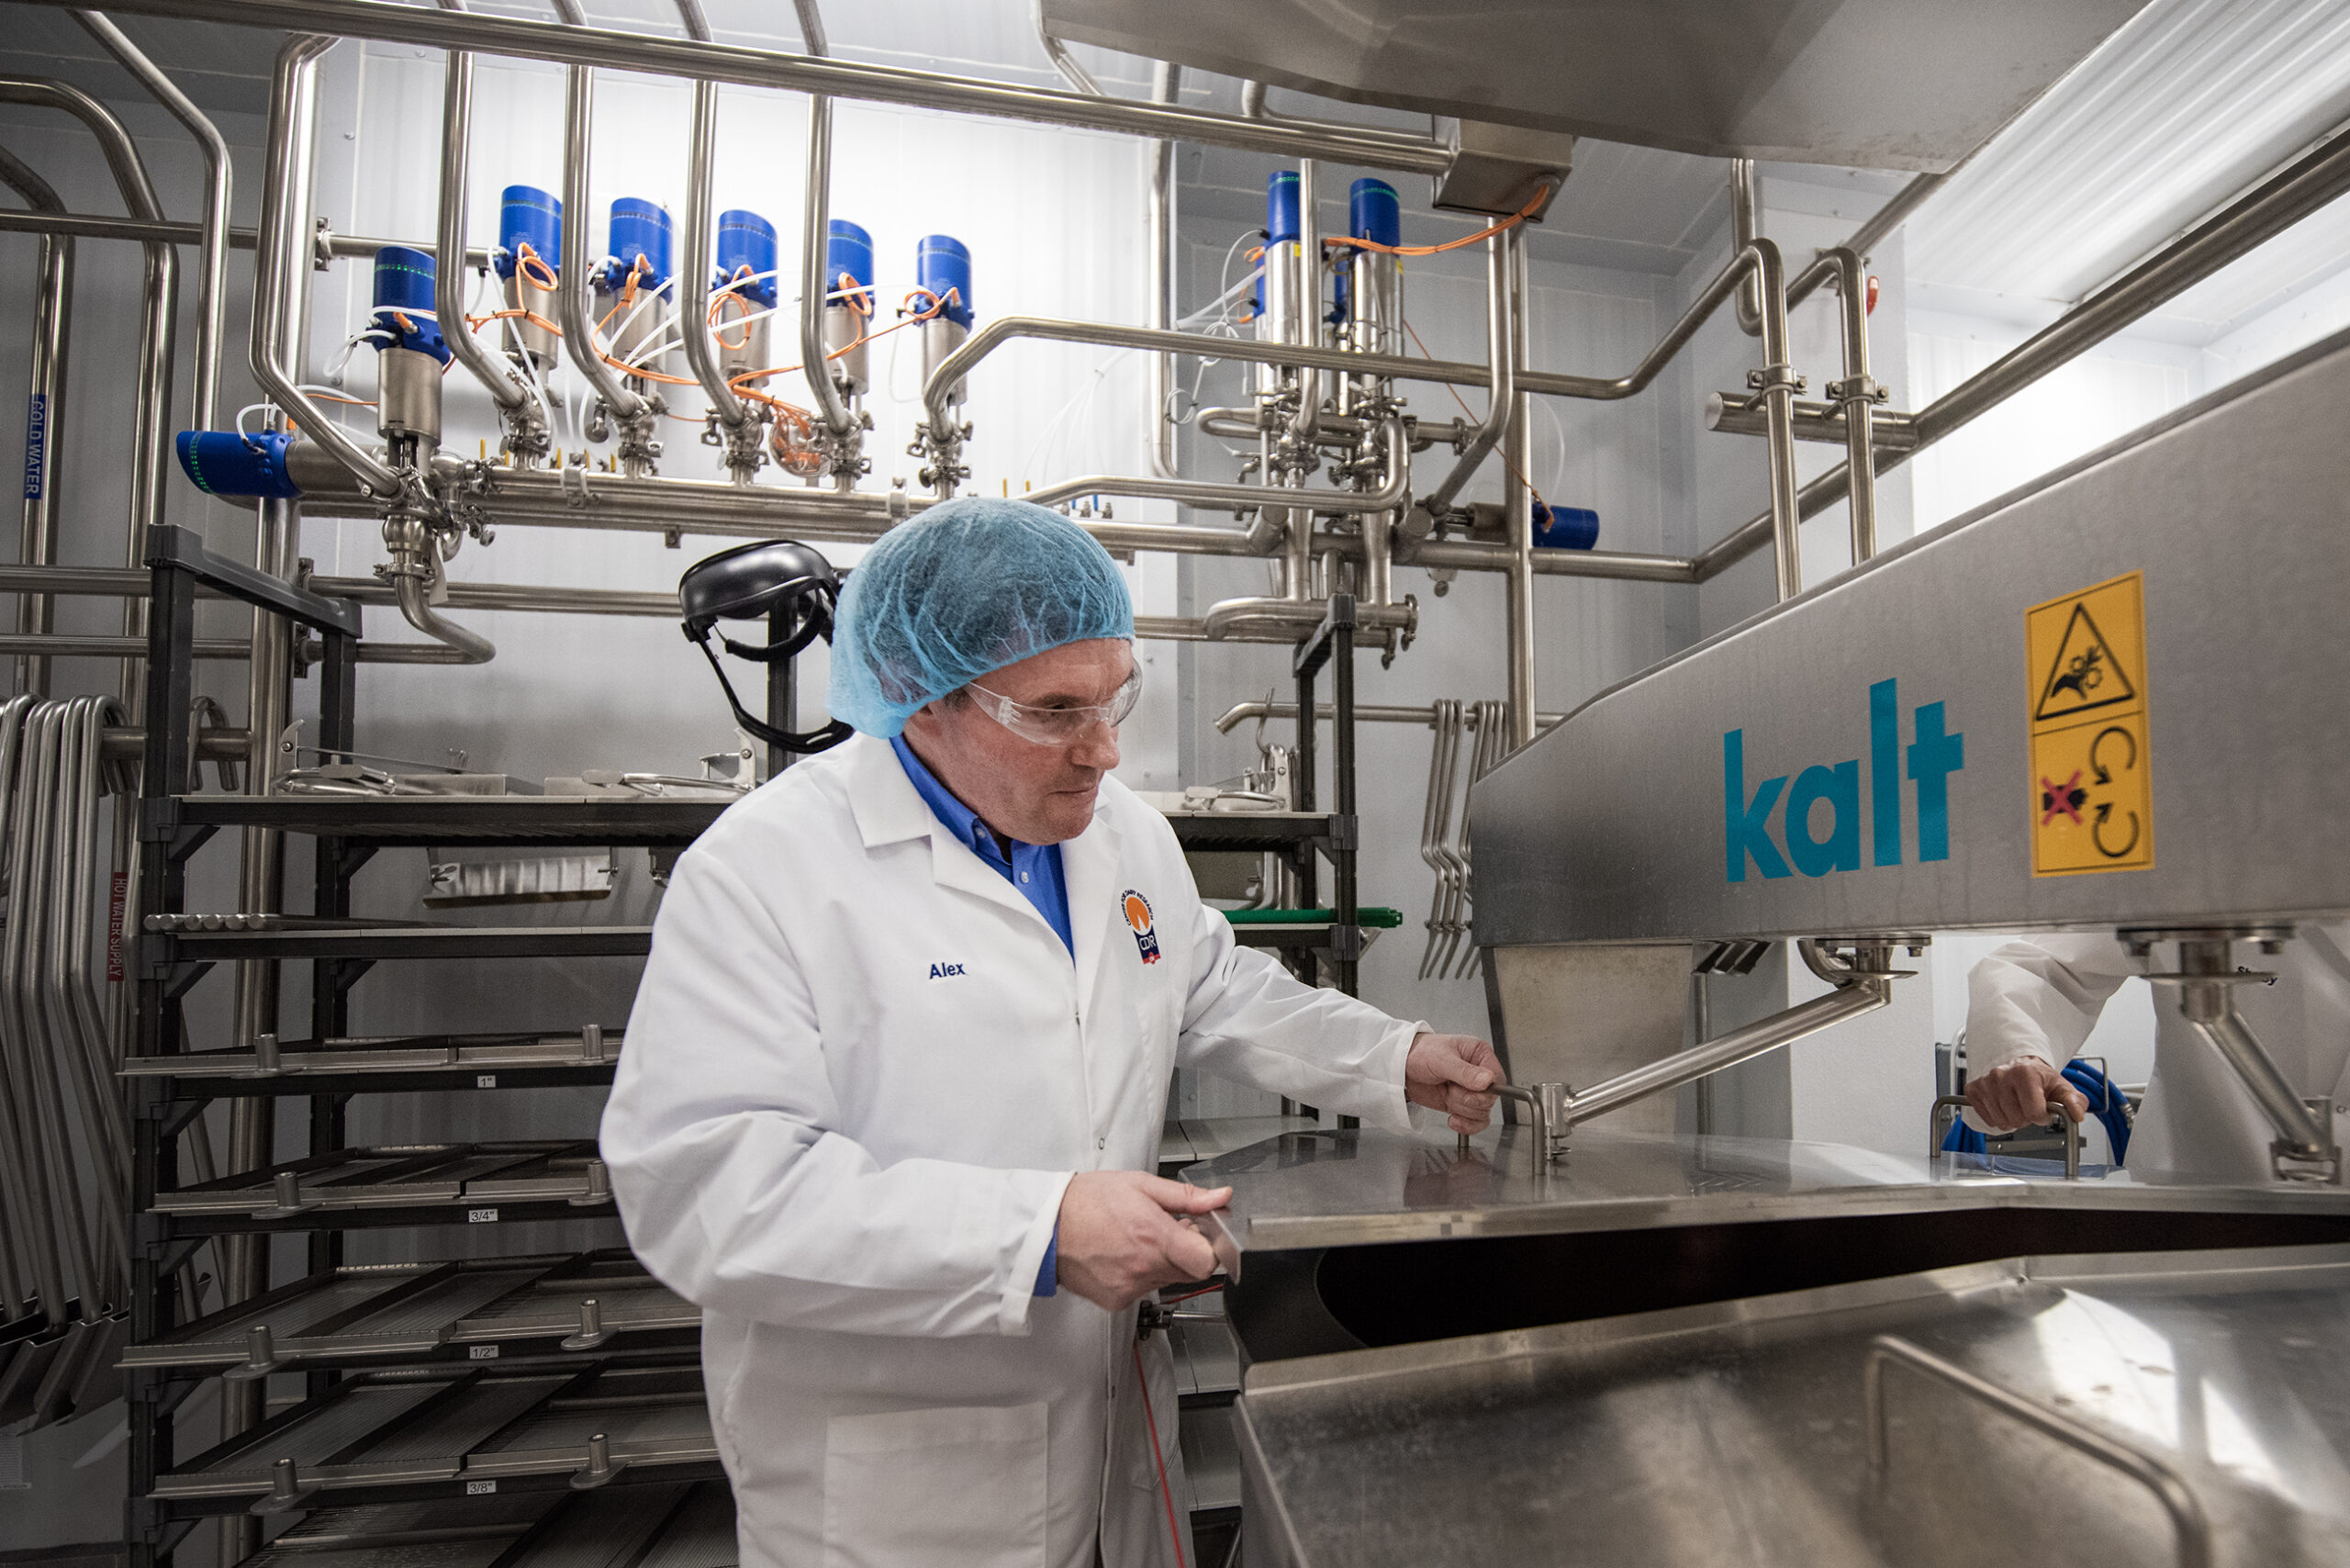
left=1132, top=1336, right=1189, bottom=1568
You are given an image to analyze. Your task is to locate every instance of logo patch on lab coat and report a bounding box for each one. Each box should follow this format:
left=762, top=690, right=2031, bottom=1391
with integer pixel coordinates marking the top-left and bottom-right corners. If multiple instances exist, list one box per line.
left=1122, top=890, right=1160, bottom=965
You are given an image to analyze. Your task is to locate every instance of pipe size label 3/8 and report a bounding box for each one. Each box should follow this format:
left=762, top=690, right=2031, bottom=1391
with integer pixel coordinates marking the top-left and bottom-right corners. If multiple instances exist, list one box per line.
left=2027, top=570, right=2153, bottom=875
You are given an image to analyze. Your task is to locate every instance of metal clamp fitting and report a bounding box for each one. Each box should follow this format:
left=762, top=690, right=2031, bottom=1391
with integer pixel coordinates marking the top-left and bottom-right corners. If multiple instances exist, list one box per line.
left=570, top=1431, right=625, bottom=1490
left=1826, top=375, right=1888, bottom=405
left=224, top=1323, right=285, bottom=1383
left=1746, top=364, right=1807, bottom=397
left=560, top=1296, right=610, bottom=1351
left=252, top=1457, right=321, bottom=1516
left=253, top=1169, right=316, bottom=1219
left=568, top=1159, right=613, bottom=1207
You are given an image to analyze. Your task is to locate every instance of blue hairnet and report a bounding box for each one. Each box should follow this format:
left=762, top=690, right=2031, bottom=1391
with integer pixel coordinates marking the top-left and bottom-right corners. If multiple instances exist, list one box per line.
left=828, top=497, right=1134, bottom=738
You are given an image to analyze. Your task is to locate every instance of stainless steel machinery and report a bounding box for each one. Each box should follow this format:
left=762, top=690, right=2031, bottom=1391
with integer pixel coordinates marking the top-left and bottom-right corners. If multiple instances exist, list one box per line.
left=1190, top=313, right=2350, bottom=1568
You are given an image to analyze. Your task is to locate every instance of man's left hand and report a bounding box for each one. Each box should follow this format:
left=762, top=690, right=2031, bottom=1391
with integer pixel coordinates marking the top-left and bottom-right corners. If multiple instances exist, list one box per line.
left=1405, top=1033, right=1504, bottom=1133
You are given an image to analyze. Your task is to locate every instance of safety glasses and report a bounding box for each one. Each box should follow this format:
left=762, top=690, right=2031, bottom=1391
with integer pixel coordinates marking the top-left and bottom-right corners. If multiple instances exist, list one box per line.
left=965, top=667, right=1142, bottom=745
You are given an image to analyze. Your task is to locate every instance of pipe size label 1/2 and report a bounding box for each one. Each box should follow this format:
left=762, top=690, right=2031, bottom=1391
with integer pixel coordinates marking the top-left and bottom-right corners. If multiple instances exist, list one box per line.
left=2027, top=570, right=2153, bottom=875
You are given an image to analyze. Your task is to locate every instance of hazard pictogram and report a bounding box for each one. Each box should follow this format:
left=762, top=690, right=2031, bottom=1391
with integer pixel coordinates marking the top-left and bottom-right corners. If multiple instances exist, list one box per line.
left=2025, top=572, right=2153, bottom=877
left=2032, top=601, right=2137, bottom=722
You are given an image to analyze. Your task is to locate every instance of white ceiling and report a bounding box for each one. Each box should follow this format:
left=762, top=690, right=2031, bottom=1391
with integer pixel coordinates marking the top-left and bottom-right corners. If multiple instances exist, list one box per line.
left=1906, top=0, right=2350, bottom=331
left=1, top=0, right=2346, bottom=330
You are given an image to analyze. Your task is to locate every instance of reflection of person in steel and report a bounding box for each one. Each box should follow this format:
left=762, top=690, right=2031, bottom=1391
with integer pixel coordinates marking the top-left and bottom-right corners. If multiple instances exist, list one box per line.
left=1403, top=1144, right=1511, bottom=1208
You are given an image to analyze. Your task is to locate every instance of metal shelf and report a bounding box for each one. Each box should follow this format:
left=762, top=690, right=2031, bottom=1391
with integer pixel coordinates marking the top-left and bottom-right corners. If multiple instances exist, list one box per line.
left=1164, top=812, right=1339, bottom=854
left=124, top=1027, right=623, bottom=1095
left=149, top=925, right=655, bottom=963
left=155, top=1358, right=716, bottom=1511
left=123, top=1251, right=694, bottom=1375
left=236, top=1479, right=736, bottom=1568
left=156, top=794, right=726, bottom=848
left=152, top=1142, right=614, bottom=1231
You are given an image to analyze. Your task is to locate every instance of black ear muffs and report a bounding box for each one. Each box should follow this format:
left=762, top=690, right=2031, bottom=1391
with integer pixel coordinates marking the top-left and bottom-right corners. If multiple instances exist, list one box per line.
left=678, top=540, right=855, bottom=755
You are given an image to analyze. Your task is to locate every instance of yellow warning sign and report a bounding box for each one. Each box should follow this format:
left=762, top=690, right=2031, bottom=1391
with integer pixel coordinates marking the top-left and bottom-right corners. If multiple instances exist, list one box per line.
left=2027, top=572, right=2152, bottom=876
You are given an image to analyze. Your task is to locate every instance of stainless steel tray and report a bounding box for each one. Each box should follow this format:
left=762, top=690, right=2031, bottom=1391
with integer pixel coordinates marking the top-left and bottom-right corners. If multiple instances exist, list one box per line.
left=123, top=1027, right=622, bottom=1080
left=152, top=1142, right=610, bottom=1218
left=123, top=1251, right=695, bottom=1372
left=1186, top=1126, right=2350, bottom=1258
left=157, top=1359, right=716, bottom=1505
left=1236, top=1243, right=2350, bottom=1568
left=239, top=1477, right=736, bottom=1567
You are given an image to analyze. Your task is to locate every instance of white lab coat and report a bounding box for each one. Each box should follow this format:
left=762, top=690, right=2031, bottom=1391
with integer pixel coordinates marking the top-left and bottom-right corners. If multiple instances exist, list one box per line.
left=600, top=734, right=1420, bottom=1568
left=1964, top=924, right=2350, bottom=1181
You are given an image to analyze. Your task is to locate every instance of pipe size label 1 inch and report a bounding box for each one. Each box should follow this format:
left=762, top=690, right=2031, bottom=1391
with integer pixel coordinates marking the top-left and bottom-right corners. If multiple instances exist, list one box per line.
left=2026, top=571, right=2153, bottom=876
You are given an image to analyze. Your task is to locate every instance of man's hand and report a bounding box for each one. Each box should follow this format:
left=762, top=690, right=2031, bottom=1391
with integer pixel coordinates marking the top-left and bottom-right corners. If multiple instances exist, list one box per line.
left=1054, top=1170, right=1229, bottom=1313
left=1966, top=1058, right=2089, bottom=1132
left=1405, top=1033, right=1503, bottom=1134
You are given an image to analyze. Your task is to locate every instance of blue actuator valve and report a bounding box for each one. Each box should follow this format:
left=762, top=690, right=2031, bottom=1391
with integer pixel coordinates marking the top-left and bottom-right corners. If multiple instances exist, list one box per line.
left=495, top=185, right=563, bottom=367
left=1532, top=501, right=1600, bottom=551
left=712, top=209, right=778, bottom=381
left=915, top=234, right=974, bottom=409
left=598, top=197, right=677, bottom=373
left=176, top=429, right=303, bottom=500
left=370, top=246, right=449, bottom=448
left=823, top=219, right=875, bottom=397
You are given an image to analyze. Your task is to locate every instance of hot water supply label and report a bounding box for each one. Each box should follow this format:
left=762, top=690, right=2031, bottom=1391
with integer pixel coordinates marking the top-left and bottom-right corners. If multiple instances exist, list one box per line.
left=2026, top=570, right=2154, bottom=876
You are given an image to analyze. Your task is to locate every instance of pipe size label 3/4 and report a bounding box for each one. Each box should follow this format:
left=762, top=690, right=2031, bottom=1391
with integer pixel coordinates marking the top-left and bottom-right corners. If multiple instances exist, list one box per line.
left=2027, top=570, right=2153, bottom=875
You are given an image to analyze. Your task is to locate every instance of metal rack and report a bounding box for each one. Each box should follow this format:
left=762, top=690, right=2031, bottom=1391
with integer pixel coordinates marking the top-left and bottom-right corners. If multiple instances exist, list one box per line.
left=121, top=523, right=1369, bottom=1565
left=124, top=525, right=728, bottom=1568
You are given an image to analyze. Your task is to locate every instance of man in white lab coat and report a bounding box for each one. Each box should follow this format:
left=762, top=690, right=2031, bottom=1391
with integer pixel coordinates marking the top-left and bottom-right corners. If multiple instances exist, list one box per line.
left=602, top=498, right=1503, bottom=1568
left=1962, top=926, right=2350, bottom=1180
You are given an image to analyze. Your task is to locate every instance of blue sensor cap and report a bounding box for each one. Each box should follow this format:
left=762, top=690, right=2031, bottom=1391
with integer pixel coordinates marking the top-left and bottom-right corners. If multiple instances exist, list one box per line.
left=826, top=219, right=874, bottom=299
left=1349, top=178, right=1400, bottom=248
left=1265, top=171, right=1301, bottom=246
left=368, top=246, right=449, bottom=363
left=604, top=197, right=674, bottom=291
left=716, top=209, right=778, bottom=308
left=177, top=430, right=302, bottom=500
left=496, top=185, right=561, bottom=279
left=1531, top=501, right=1600, bottom=551
left=915, top=234, right=972, bottom=327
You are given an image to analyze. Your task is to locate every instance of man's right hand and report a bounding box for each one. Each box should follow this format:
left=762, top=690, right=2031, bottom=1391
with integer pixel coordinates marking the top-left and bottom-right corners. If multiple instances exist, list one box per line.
left=1966, top=1057, right=2090, bottom=1133
left=1054, top=1170, right=1229, bottom=1313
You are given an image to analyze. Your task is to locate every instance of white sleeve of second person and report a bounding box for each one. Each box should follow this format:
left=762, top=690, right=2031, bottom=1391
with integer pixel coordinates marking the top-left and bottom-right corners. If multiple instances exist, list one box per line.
left=1961, top=935, right=2139, bottom=1130
left=599, top=848, right=1067, bottom=1339
left=1174, top=900, right=1421, bottom=1132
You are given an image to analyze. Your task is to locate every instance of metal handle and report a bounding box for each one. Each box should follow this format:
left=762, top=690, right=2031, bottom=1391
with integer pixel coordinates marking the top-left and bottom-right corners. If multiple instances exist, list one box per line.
left=1864, top=1335, right=2210, bottom=1568
left=1930, top=1093, right=2081, bottom=1178
left=1483, top=1082, right=1569, bottom=1174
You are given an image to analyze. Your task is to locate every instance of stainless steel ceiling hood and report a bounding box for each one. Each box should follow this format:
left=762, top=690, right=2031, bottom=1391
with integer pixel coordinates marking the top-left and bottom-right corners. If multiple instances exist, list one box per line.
left=1040, top=0, right=2154, bottom=171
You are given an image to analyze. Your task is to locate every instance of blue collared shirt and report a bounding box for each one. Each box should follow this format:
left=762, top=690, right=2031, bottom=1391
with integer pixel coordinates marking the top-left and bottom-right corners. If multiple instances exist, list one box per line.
left=890, top=735, right=1074, bottom=958
left=890, top=734, right=1070, bottom=1296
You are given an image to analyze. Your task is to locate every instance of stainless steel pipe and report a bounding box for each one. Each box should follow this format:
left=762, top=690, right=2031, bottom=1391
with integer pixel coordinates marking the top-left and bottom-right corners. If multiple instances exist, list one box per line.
left=31, top=0, right=1455, bottom=174
left=800, top=93, right=855, bottom=441
left=1565, top=950, right=1892, bottom=1127
left=73, top=11, right=229, bottom=432
left=253, top=39, right=399, bottom=498
left=1418, top=234, right=1514, bottom=520
left=0, top=79, right=180, bottom=626
left=680, top=75, right=754, bottom=460
left=1026, top=416, right=1410, bottom=523
left=557, top=65, right=647, bottom=425
left=1214, top=700, right=1564, bottom=734
left=1695, top=115, right=2350, bottom=585
left=1503, top=229, right=1536, bottom=746
left=1146, top=62, right=1181, bottom=480
left=438, top=51, right=533, bottom=420
left=1705, top=396, right=1918, bottom=451
left=1032, top=0, right=1101, bottom=95
left=0, top=207, right=487, bottom=264
left=0, top=151, right=70, bottom=699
